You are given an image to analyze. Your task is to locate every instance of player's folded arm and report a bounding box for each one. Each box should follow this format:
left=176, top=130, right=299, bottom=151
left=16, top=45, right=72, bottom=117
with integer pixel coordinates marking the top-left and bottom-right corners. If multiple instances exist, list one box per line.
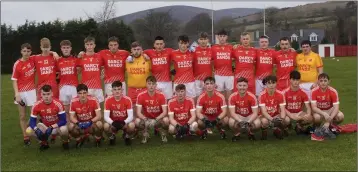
left=29, top=114, right=38, bottom=130
left=124, top=109, right=134, bottom=124
left=310, top=101, right=325, bottom=116
left=195, top=106, right=205, bottom=120
left=93, top=108, right=102, bottom=122
left=56, top=111, right=67, bottom=128
left=69, top=111, right=79, bottom=124
left=168, top=112, right=177, bottom=126
left=104, top=109, right=113, bottom=124
left=330, top=103, right=340, bottom=118
left=249, top=106, right=259, bottom=123
left=136, top=105, right=146, bottom=120
left=259, top=104, right=273, bottom=121
left=218, top=105, right=227, bottom=119
left=279, top=103, right=287, bottom=119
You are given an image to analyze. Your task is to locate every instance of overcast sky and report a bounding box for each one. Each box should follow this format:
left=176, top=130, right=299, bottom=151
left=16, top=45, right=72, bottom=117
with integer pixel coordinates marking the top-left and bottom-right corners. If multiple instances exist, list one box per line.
left=2, top=1, right=318, bottom=27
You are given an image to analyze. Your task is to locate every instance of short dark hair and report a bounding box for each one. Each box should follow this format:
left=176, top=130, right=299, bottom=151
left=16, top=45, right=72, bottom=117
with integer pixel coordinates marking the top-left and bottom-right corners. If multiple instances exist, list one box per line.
left=41, top=85, right=52, bottom=92
left=279, top=37, right=290, bottom=42
left=21, top=43, right=32, bottom=50
left=263, top=75, right=277, bottom=85
left=84, top=36, right=95, bottom=43
left=237, top=77, right=248, bottom=83
left=290, top=70, right=301, bottom=80
left=111, top=81, right=122, bottom=88
left=300, top=40, right=311, bottom=47
left=108, top=36, right=119, bottom=43
left=203, top=76, right=215, bottom=83
left=60, top=40, right=72, bottom=47
left=175, top=84, right=186, bottom=91
left=77, top=84, right=88, bottom=92
left=260, top=35, right=269, bottom=39
left=318, top=73, right=330, bottom=80
left=178, top=35, right=189, bottom=43
left=146, top=76, right=157, bottom=83
left=199, top=32, right=208, bottom=39
left=131, top=41, right=141, bottom=48
left=155, top=36, right=164, bottom=41
left=217, top=29, right=228, bottom=36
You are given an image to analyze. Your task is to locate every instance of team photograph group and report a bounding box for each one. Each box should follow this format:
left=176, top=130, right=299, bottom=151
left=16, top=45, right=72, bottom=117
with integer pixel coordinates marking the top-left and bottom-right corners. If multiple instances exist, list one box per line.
left=12, top=29, right=345, bottom=151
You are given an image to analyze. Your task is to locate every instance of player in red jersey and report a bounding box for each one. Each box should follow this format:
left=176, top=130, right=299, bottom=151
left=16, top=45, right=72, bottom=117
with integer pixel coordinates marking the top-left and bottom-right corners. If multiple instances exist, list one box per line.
left=103, top=81, right=134, bottom=146
left=282, top=71, right=312, bottom=134
left=27, top=85, right=69, bottom=150
left=228, top=77, right=261, bottom=141
left=143, top=36, right=174, bottom=100
left=255, top=36, right=276, bottom=96
left=136, top=76, right=169, bottom=143
left=99, top=36, right=130, bottom=97
left=259, top=75, right=290, bottom=140
left=168, top=84, right=198, bottom=139
left=56, top=40, right=79, bottom=116
left=232, top=32, right=257, bottom=93
left=311, top=73, right=344, bottom=140
left=170, top=35, right=196, bottom=99
left=211, top=29, right=234, bottom=101
left=192, top=32, right=213, bottom=98
left=274, top=37, right=297, bottom=91
left=12, top=43, right=37, bottom=146
left=77, top=37, right=104, bottom=103
left=69, top=84, right=103, bottom=148
left=196, top=77, right=228, bottom=140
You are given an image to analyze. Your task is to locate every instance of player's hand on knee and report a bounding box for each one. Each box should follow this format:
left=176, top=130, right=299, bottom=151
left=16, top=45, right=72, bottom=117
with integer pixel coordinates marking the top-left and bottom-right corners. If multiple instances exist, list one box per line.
left=112, top=120, right=125, bottom=131
left=201, top=118, right=212, bottom=128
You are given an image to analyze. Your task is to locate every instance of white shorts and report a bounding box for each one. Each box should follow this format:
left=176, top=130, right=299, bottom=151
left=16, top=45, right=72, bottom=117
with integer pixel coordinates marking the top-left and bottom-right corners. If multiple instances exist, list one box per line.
left=173, top=82, right=196, bottom=98
left=255, top=79, right=265, bottom=96
left=214, top=75, right=234, bottom=92
left=157, top=82, right=173, bottom=100
left=88, top=89, right=104, bottom=103
left=104, top=82, right=127, bottom=97
left=14, top=89, right=37, bottom=107
left=59, top=85, right=77, bottom=105
left=195, top=80, right=204, bottom=97
left=300, top=82, right=314, bottom=100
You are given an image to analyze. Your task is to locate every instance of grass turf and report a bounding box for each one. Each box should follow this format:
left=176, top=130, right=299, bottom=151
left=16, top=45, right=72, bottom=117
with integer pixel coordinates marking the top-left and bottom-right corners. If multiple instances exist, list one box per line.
left=1, top=56, right=357, bottom=171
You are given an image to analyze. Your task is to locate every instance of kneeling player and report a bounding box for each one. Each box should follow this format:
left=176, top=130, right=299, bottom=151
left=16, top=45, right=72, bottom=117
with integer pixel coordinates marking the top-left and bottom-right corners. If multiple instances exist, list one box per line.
left=69, top=84, right=103, bottom=147
left=283, top=71, right=313, bottom=134
left=27, top=85, right=69, bottom=150
left=228, top=77, right=261, bottom=141
left=168, top=84, right=198, bottom=139
left=311, top=73, right=344, bottom=140
left=103, top=81, right=135, bottom=146
left=136, top=76, right=169, bottom=144
left=259, top=75, right=290, bottom=140
left=196, top=77, right=228, bottom=140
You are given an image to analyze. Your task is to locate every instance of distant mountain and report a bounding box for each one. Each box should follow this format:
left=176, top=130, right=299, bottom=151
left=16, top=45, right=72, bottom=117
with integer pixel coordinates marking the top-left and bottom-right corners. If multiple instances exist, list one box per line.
left=113, top=5, right=262, bottom=24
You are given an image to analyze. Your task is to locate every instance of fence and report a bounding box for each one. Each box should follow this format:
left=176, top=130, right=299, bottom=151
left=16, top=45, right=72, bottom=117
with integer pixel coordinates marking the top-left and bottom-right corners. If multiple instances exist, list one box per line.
left=335, top=45, right=357, bottom=57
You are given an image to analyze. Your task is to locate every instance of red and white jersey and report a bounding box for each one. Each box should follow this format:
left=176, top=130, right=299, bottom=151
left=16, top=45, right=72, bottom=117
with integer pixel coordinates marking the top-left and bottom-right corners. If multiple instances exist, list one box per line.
left=232, top=46, right=257, bottom=80
left=282, top=87, right=309, bottom=113
left=228, top=91, right=258, bottom=117
left=56, top=56, right=78, bottom=89
left=11, top=59, right=36, bottom=92
left=311, top=86, right=339, bottom=110
left=99, top=49, right=129, bottom=83
left=78, top=53, right=103, bottom=89
left=259, top=89, right=286, bottom=117
left=31, top=99, right=64, bottom=127
left=170, top=50, right=195, bottom=84
left=197, top=91, right=226, bottom=120
left=31, top=55, right=57, bottom=88
left=104, top=95, right=132, bottom=121
left=193, top=46, right=212, bottom=81
left=144, top=48, right=173, bottom=82
left=274, top=50, right=297, bottom=90
left=136, top=90, right=167, bottom=119
left=168, top=96, right=195, bottom=125
left=70, top=96, right=101, bottom=122
left=256, top=48, right=276, bottom=80
left=211, top=44, right=234, bottom=76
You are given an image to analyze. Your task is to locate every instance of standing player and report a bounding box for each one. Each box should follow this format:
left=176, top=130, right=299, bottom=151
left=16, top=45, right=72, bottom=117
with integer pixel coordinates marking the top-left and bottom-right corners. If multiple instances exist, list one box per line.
left=296, top=40, right=323, bottom=99
left=274, top=37, right=297, bottom=91
left=69, top=84, right=103, bottom=147
left=136, top=76, right=169, bottom=143
left=143, top=36, right=173, bottom=100
left=103, top=81, right=134, bottom=146
left=170, top=35, right=196, bottom=99
left=259, top=75, right=290, bottom=140
left=232, top=32, right=257, bottom=93
left=56, top=40, right=78, bottom=116
left=212, top=29, right=234, bottom=101
left=12, top=43, right=36, bottom=145
left=282, top=71, right=312, bottom=134
left=77, top=36, right=104, bottom=103
left=168, top=84, right=198, bottom=139
left=228, top=77, right=260, bottom=141
left=196, top=77, right=228, bottom=139
left=255, top=36, right=276, bottom=96
left=99, top=36, right=130, bottom=97
left=28, top=85, right=69, bottom=150
left=193, top=32, right=213, bottom=98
